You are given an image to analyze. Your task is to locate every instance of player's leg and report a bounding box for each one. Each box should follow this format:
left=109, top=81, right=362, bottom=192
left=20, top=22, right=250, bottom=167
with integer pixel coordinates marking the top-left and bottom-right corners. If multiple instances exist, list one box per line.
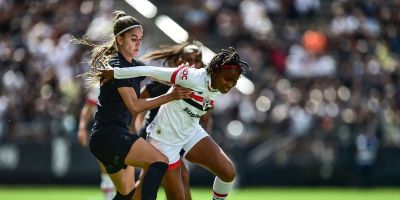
left=98, top=162, right=116, bottom=200
left=162, top=160, right=185, bottom=200
left=180, top=160, right=192, bottom=200
left=108, top=166, right=136, bottom=200
left=184, top=135, right=235, bottom=200
left=90, top=128, right=138, bottom=200
left=123, top=137, right=168, bottom=200
left=133, top=166, right=185, bottom=200
left=136, top=136, right=186, bottom=200
left=94, top=132, right=167, bottom=200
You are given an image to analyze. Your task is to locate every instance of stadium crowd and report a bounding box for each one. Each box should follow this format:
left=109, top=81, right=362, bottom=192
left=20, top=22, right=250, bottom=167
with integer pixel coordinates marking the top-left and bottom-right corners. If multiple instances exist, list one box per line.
left=1, top=0, right=400, bottom=185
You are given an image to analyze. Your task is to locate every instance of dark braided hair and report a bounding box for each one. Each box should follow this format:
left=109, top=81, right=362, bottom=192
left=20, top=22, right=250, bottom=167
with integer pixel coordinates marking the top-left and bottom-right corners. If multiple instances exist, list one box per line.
left=206, top=47, right=250, bottom=74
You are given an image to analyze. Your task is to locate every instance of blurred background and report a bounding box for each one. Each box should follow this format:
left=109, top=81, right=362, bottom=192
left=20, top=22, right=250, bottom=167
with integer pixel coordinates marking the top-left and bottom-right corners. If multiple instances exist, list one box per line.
left=1, top=0, right=400, bottom=189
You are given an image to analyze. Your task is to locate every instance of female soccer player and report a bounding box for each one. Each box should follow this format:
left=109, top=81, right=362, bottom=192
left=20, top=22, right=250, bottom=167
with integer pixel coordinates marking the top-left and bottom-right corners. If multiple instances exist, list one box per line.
left=77, top=85, right=115, bottom=200
left=79, top=10, right=192, bottom=200
left=136, top=41, right=212, bottom=200
left=100, top=47, right=250, bottom=200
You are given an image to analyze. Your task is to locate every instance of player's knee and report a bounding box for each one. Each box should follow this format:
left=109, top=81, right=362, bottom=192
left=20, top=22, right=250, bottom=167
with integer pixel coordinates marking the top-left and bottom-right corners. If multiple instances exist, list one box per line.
left=219, top=161, right=236, bottom=182
left=115, top=187, right=133, bottom=197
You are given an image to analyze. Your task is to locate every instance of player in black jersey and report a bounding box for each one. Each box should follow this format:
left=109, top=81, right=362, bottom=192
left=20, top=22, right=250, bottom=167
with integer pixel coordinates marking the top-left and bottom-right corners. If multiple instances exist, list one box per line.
left=77, top=11, right=192, bottom=200
left=134, top=41, right=211, bottom=200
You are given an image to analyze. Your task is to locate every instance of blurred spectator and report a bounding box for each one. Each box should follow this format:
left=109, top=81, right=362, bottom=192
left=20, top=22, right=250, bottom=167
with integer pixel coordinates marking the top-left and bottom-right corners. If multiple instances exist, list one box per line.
left=355, top=124, right=379, bottom=187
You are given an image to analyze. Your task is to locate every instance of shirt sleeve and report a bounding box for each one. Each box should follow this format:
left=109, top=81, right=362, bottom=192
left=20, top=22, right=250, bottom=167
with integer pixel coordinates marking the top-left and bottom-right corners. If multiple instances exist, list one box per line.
left=113, top=78, right=132, bottom=88
left=114, top=64, right=200, bottom=88
left=86, top=86, right=100, bottom=105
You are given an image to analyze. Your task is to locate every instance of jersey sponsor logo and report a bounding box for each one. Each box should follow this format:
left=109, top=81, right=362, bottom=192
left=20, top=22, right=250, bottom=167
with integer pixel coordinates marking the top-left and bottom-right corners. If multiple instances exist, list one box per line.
left=183, top=107, right=201, bottom=118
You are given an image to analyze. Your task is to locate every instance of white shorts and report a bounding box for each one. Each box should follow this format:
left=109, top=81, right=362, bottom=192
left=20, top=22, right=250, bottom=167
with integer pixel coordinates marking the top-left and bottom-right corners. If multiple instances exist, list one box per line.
left=147, top=126, right=208, bottom=168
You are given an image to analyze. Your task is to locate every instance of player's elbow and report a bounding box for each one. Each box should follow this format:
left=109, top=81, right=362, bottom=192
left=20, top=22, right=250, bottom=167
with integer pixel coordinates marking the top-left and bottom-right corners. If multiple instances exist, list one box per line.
left=129, top=106, right=144, bottom=114
left=125, top=101, right=143, bottom=114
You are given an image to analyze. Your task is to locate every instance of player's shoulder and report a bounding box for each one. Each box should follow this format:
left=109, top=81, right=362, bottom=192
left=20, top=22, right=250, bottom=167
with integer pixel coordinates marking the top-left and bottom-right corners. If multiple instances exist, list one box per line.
left=186, top=67, right=206, bottom=78
left=176, top=66, right=207, bottom=88
left=133, top=59, right=145, bottom=66
left=108, top=53, right=120, bottom=67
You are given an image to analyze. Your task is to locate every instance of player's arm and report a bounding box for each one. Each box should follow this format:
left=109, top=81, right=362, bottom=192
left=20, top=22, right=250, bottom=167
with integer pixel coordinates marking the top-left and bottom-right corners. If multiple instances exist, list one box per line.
left=117, top=85, right=191, bottom=114
left=77, top=102, right=95, bottom=147
left=133, top=87, right=151, bottom=131
left=129, top=113, right=138, bottom=134
left=100, top=64, right=198, bottom=88
left=200, top=111, right=213, bottom=134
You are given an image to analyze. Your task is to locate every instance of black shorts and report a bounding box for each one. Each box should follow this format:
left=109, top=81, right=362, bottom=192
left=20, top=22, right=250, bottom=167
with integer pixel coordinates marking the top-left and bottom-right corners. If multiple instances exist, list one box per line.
left=137, top=126, right=147, bottom=140
left=89, top=123, right=140, bottom=174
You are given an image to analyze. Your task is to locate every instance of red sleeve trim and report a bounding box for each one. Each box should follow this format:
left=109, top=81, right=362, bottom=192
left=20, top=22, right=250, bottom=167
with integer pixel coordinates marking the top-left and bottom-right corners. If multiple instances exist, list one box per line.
left=170, top=64, right=186, bottom=84
left=86, top=99, right=97, bottom=105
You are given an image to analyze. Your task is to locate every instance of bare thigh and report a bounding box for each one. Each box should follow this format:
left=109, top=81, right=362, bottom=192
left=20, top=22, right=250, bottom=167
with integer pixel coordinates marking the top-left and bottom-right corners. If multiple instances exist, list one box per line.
left=185, top=136, right=236, bottom=182
left=181, top=162, right=192, bottom=200
left=124, top=137, right=168, bottom=169
left=110, top=138, right=168, bottom=195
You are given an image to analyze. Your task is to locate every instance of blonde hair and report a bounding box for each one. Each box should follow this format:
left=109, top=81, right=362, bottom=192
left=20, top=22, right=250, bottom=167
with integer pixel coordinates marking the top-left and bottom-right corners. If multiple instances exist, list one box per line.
left=142, top=41, right=203, bottom=67
left=76, top=10, right=142, bottom=87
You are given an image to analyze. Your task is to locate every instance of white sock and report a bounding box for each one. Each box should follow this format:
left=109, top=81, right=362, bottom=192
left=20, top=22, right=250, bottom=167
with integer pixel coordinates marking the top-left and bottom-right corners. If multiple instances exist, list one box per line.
left=100, top=173, right=115, bottom=200
left=212, top=177, right=234, bottom=200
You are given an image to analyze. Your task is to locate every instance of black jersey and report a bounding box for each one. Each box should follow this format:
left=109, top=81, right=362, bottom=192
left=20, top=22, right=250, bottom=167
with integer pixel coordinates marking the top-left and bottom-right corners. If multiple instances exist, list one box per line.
left=142, top=81, right=171, bottom=128
left=95, top=53, right=145, bottom=128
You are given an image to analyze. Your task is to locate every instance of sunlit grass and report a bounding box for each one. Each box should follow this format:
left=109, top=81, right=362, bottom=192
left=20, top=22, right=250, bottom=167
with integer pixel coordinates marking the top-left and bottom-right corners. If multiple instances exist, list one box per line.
left=0, top=186, right=399, bottom=200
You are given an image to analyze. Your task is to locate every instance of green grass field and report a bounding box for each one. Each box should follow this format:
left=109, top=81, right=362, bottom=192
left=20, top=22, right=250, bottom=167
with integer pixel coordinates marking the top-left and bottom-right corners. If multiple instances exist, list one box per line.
left=0, top=186, right=399, bottom=200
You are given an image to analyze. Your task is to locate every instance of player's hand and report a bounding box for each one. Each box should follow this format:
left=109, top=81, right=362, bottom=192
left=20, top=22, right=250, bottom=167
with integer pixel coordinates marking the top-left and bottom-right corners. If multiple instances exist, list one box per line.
left=98, top=68, right=114, bottom=85
left=77, top=128, right=88, bottom=147
left=181, top=62, right=195, bottom=68
left=169, top=85, right=192, bottom=100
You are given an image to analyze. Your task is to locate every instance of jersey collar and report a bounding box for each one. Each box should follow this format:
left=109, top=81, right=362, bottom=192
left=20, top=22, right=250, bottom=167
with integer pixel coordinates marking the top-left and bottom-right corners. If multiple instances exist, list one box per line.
left=118, top=52, right=134, bottom=67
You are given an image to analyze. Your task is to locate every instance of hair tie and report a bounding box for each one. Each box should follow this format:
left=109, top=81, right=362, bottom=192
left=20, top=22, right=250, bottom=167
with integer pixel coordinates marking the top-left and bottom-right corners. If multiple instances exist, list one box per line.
left=221, top=65, right=240, bottom=70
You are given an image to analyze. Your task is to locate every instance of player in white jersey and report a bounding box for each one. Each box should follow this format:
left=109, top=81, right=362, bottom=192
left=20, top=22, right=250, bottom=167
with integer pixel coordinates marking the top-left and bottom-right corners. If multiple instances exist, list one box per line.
left=135, top=41, right=210, bottom=200
left=100, top=47, right=250, bottom=200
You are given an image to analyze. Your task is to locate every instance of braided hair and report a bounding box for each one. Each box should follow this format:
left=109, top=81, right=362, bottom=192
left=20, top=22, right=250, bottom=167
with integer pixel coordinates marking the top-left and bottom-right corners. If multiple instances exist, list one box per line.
left=206, top=47, right=250, bottom=74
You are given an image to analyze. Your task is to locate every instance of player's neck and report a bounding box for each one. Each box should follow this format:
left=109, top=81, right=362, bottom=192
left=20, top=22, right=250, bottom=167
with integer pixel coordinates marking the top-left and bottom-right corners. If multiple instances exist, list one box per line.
left=119, top=49, right=134, bottom=63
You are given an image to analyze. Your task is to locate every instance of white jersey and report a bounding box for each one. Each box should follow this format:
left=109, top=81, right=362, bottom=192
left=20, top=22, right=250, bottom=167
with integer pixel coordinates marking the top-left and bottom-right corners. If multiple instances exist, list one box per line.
left=115, top=64, right=220, bottom=145
left=86, top=85, right=100, bottom=105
